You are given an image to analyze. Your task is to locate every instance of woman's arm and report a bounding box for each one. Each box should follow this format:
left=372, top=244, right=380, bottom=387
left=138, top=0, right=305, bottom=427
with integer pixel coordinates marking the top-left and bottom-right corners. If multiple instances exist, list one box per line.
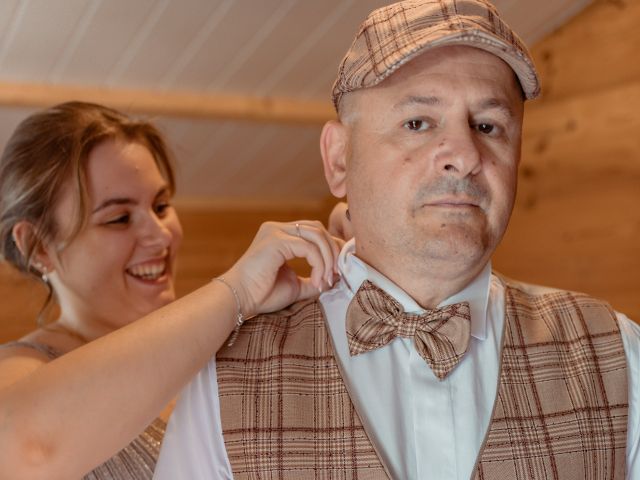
left=0, top=221, right=340, bottom=480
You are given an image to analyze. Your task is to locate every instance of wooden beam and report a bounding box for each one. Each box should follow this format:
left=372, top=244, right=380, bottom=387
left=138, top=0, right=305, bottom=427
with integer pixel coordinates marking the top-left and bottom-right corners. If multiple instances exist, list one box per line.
left=0, top=81, right=336, bottom=125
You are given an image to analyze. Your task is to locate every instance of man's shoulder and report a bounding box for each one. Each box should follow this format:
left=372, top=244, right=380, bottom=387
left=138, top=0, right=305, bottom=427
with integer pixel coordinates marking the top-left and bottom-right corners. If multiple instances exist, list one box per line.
left=495, top=273, right=620, bottom=334
left=217, top=297, right=330, bottom=360
left=496, top=273, right=613, bottom=308
left=255, top=297, right=322, bottom=321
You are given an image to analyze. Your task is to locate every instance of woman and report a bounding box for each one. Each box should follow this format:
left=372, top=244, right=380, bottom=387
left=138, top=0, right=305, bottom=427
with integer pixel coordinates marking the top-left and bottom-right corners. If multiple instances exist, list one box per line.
left=0, top=102, right=344, bottom=479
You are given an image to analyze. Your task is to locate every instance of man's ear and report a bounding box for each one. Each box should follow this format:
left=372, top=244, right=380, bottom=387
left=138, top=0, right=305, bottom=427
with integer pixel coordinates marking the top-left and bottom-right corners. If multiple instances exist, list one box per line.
left=11, top=221, right=53, bottom=273
left=320, top=120, right=349, bottom=198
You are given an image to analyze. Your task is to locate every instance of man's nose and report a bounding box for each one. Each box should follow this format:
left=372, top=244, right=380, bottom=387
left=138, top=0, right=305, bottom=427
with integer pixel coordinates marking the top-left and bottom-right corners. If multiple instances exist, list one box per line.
left=433, top=125, right=482, bottom=177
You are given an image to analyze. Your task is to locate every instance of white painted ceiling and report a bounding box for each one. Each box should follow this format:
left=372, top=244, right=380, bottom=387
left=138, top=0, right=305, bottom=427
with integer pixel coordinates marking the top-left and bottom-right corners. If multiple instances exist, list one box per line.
left=0, top=0, right=593, bottom=206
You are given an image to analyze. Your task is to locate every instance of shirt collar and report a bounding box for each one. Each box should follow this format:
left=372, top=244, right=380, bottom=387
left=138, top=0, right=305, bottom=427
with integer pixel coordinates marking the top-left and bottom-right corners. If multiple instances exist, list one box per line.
left=338, top=238, right=491, bottom=340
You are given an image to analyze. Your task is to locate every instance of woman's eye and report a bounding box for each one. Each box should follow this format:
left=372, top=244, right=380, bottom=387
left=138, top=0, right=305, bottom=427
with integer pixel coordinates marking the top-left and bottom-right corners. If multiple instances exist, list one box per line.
left=154, top=202, right=170, bottom=217
left=404, top=119, right=429, bottom=132
left=105, top=214, right=129, bottom=225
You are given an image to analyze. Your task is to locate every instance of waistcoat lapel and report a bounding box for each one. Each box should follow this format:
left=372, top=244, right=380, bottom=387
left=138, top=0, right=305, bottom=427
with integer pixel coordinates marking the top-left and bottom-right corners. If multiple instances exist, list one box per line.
left=216, top=298, right=389, bottom=479
left=474, top=279, right=628, bottom=480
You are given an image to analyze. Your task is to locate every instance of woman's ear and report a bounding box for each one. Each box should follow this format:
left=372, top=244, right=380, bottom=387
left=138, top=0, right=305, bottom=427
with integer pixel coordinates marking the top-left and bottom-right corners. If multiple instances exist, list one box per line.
left=320, top=120, right=349, bottom=198
left=11, top=221, right=52, bottom=274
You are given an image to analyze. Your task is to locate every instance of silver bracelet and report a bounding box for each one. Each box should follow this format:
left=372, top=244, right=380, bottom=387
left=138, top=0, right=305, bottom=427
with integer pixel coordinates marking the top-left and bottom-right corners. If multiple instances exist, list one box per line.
left=213, top=276, right=244, bottom=347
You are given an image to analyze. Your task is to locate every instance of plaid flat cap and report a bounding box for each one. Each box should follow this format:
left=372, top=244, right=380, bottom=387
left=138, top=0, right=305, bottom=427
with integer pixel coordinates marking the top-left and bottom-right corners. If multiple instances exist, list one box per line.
left=332, top=0, right=540, bottom=111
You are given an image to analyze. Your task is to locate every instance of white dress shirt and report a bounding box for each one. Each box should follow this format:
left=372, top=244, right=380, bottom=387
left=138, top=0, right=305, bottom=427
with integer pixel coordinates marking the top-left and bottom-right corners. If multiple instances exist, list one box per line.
left=154, top=240, right=640, bottom=480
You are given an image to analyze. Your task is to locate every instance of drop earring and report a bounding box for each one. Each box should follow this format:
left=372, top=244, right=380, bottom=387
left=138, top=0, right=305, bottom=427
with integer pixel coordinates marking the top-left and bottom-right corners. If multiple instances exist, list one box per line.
left=33, top=262, right=49, bottom=284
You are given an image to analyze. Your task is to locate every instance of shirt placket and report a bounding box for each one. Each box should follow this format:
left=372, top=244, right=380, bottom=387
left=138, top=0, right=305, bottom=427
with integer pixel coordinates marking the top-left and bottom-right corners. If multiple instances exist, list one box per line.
left=411, top=341, right=458, bottom=479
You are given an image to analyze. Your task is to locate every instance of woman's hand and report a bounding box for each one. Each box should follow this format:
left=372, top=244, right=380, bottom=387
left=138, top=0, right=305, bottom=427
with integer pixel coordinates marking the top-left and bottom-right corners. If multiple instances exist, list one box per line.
left=222, top=221, right=343, bottom=318
left=327, top=201, right=353, bottom=241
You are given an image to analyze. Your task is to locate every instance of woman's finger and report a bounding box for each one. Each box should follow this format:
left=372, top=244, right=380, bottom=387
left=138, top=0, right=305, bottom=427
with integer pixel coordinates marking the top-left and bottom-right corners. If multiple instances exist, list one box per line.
left=231, top=220, right=344, bottom=316
left=290, top=220, right=340, bottom=286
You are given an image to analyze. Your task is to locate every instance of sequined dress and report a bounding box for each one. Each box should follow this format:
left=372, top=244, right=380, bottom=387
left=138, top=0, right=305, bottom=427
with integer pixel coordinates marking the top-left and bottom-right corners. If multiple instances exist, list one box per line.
left=1, top=341, right=166, bottom=479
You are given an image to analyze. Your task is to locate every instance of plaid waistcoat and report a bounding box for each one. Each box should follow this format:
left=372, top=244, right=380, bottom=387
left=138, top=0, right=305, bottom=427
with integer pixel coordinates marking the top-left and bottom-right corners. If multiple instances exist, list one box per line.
left=216, top=279, right=628, bottom=479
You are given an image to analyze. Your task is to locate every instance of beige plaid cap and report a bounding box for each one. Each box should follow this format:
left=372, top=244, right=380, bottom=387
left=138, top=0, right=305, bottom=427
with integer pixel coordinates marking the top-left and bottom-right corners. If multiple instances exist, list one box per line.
left=332, top=0, right=540, bottom=111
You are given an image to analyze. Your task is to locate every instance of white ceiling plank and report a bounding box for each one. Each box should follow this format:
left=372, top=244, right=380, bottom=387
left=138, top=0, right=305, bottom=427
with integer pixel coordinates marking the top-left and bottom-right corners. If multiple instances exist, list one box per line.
left=236, top=126, right=317, bottom=195
left=233, top=127, right=317, bottom=194
left=254, top=0, right=352, bottom=95
left=187, top=122, right=268, bottom=194
left=54, top=0, right=158, bottom=85
left=105, top=0, right=172, bottom=86
left=161, top=1, right=290, bottom=91
left=191, top=124, right=281, bottom=195
left=114, top=0, right=230, bottom=89
left=207, top=0, right=297, bottom=91
left=0, top=0, right=23, bottom=65
left=0, top=0, right=30, bottom=70
left=158, top=0, right=235, bottom=90
left=224, top=0, right=345, bottom=95
left=49, top=0, right=103, bottom=82
left=180, top=122, right=240, bottom=183
left=0, top=0, right=95, bottom=80
left=248, top=131, right=324, bottom=199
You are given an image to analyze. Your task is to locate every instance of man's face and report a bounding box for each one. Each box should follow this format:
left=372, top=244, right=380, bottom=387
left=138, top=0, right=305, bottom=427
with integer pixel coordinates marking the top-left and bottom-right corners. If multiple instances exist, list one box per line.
left=322, top=45, right=524, bottom=286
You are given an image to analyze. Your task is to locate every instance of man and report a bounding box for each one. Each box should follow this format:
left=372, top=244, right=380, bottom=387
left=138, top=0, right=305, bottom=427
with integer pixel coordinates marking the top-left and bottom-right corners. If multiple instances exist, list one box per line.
left=155, top=1, right=639, bottom=478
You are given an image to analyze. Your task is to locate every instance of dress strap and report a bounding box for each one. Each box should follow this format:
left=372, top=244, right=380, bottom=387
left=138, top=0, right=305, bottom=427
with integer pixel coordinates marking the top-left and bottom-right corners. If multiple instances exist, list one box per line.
left=0, top=340, right=62, bottom=359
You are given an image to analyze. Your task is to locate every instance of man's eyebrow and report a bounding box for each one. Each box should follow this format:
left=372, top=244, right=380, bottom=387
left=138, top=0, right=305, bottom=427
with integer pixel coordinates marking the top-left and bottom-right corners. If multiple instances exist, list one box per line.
left=478, top=98, right=516, bottom=119
left=392, top=95, right=442, bottom=110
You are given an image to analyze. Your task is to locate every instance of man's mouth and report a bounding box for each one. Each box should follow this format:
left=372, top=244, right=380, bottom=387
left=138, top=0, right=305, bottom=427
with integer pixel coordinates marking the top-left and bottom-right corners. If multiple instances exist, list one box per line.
left=425, top=196, right=481, bottom=208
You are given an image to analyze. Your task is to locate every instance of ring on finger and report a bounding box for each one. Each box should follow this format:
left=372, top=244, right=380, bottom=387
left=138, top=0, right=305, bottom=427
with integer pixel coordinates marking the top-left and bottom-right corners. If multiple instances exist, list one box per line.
left=295, top=223, right=302, bottom=238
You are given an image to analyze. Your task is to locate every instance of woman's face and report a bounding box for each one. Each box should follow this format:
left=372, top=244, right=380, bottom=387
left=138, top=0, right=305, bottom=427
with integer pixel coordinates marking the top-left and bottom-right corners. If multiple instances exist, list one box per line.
left=45, top=139, right=183, bottom=335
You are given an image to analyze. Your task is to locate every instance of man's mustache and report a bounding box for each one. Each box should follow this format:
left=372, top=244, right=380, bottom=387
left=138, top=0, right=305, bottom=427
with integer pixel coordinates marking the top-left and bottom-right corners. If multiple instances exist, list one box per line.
left=414, top=177, right=489, bottom=206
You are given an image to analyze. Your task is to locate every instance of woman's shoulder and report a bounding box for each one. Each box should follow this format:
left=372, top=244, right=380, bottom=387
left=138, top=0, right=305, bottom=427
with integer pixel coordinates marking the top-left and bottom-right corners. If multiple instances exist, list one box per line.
left=0, top=339, right=62, bottom=360
left=0, top=327, right=72, bottom=375
left=0, top=332, right=58, bottom=389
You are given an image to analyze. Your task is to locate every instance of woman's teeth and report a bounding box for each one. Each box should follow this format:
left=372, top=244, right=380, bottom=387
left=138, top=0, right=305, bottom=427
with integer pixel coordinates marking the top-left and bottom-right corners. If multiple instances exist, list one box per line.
left=127, top=263, right=166, bottom=280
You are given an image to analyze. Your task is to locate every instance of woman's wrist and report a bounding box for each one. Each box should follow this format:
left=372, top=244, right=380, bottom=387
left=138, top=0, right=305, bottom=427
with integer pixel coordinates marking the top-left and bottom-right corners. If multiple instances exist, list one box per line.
left=212, top=277, right=244, bottom=346
left=212, top=269, right=256, bottom=344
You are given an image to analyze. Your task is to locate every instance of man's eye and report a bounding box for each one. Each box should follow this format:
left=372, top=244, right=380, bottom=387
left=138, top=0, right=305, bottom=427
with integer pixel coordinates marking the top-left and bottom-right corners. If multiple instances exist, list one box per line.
left=404, top=119, right=429, bottom=131
left=476, top=123, right=495, bottom=135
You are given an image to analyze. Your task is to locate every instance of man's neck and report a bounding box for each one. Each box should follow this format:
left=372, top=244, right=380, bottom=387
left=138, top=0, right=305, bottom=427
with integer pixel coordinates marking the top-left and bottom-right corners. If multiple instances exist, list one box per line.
left=357, top=250, right=489, bottom=309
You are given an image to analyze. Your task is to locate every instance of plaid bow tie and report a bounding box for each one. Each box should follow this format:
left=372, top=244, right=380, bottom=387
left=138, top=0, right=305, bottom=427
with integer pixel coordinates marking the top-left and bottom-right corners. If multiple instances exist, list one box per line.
left=346, top=280, right=471, bottom=380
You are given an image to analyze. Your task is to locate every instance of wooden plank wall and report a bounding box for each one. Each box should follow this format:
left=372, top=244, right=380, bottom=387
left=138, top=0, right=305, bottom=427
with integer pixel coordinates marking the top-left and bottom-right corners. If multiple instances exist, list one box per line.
left=1, top=0, right=639, bottom=343
left=493, top=0, right=640, bottom=320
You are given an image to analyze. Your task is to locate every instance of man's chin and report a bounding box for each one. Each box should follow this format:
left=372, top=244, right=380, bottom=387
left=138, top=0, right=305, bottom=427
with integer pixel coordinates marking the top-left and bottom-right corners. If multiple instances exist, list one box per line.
left=416, top=228, right=490, bottom=266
